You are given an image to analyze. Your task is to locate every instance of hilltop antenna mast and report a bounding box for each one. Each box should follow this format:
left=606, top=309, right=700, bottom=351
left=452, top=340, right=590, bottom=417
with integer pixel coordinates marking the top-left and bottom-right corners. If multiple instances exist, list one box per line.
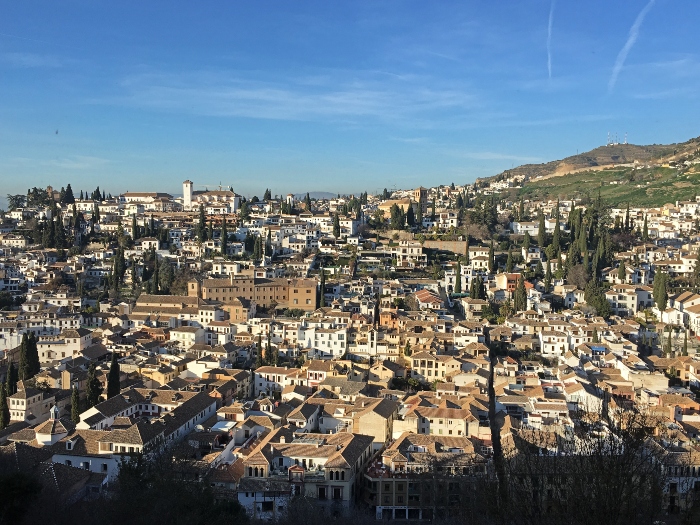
left=624, top=133, right=627, bottom=145
left=607, top=132, right=611, bottom=146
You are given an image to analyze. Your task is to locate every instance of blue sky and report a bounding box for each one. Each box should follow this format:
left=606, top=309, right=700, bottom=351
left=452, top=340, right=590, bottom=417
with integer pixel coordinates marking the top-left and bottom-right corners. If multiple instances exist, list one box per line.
left=1, top=0, right=698, bottom=203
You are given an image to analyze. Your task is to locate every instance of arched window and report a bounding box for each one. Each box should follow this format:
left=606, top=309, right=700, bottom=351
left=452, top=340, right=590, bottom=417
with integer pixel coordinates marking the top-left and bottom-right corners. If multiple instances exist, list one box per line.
left=254, top=467, right=259, bottom=477
left=341, top=471, right=345, bottom=480
left=248, top=467, right=253, bottom=476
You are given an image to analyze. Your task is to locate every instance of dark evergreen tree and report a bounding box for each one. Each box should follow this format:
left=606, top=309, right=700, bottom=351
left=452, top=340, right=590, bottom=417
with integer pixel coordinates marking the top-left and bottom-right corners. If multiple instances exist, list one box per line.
left=255, top=334, right=263, bottom=368
left=86, top=362, right=103, bottom=408
left=333, top=213, right=340, bottom=238
left=0, top=380, right=9, bottom=429
left=239, top=200, right=250, bottom=223
left=6, top=361, right=18, bottom=395
left=537, top=210, right=546, bottom=247
left=505, top=248, right=514, bottom=273
left=514, top=274, right=527, bottom=312
left=107, top=352, right=121, bottom=398
left=198, top=205, right=207, bottom=243
left=220, top=215, right=228, bottom=257
left=18, top=332, right=39, bottom=381
left=454, top=261, right=462, bottom=294
left=71, top=386, right=81, bottom=423
left=406, top=205, right=415, bottom=227
left=63, top=183, right=75, bottom=204
left=544, top=260, right=552, bottom=293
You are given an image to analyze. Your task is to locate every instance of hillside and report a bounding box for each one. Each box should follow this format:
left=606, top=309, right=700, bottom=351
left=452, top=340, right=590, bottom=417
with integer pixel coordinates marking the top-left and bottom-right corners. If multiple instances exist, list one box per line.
left=489, top=135, right=700, bottom=184
left=494, top=134, right=700, bottom=207
left=518, top=164, right=700, bottom=207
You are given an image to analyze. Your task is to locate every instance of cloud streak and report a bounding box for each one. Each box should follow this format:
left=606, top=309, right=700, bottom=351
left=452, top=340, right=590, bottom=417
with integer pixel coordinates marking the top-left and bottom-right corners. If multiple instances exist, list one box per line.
left=608, top=0, right=656, bottom=93
left=103, top=69, right=480, bottom=128
left=1, top=52, right=65, bottom=68
left=547, top=0, right=556, bottom=79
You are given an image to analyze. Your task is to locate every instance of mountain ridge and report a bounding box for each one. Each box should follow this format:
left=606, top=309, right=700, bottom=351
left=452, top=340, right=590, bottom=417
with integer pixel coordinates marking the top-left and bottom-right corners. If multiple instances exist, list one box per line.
left=483, top=135, right=700, bottom=184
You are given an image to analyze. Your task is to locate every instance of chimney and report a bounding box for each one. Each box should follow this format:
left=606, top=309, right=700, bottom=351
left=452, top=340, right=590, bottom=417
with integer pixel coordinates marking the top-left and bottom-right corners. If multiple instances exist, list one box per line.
left=280, top=436, right=286, bottom=443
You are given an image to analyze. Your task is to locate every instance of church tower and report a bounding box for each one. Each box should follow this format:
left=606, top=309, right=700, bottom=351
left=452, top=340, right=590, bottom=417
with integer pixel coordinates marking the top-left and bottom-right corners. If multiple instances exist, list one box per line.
left=183, top=180, right=193, bottom=210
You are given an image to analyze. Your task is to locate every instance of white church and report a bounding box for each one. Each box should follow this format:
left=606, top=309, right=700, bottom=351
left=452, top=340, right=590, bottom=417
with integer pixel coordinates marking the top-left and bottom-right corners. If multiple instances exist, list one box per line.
left=182, top=180, right=242, bottom=214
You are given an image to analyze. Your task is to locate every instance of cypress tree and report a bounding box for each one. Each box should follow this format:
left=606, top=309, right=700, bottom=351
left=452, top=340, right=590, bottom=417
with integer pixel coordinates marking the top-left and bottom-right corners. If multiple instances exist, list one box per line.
left=253, top=235, right=262, bottom=261
left=0, top=381, right=8, bottom=429
left=319, top=269, right=326, bottom=307
left=618, top=261, right=626, bottom=282
left=18, top=333, right=31, bottom=381
left=578, top=224, right=588, bottom=254
left=198, top=205, right=207, bottom=242
left=505, top=248, right=514, bottom=273
left=132, top=215, right=139, bottom=241
left=654, top=272, right=668, bottom=311
left=544, top=261, right=552, bottom=293
left=266, top=229, right=272, bottom=257
left=7, top=362, right=18, bottom=395
left=86, top=362, right=103, bottom=408
left=333, top=213, right=340, bottom=238
left=488, top=241, right=495, bottom=274
left=454, top=261, right=462, bottom=294
left=71, top=386, right=81, bottom=424
left=537, top=211, right=546, bottom=247
left=220, top=215, right=228, bottom=257
left=514, top=275, right=527, bottom=312
left=523, top=231, right=531, bottom=250
left=107, top=352, right=120, bottom=398
left=255, top=334, right=263, bottom=368
left=642, top=215, right=649, bottom=241
left=551, top=199, right=561, bottom=253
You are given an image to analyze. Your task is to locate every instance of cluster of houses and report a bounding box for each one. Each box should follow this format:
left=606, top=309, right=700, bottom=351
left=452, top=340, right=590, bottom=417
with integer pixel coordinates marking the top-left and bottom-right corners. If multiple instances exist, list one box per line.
left=2, top=180, right=700, bottom=518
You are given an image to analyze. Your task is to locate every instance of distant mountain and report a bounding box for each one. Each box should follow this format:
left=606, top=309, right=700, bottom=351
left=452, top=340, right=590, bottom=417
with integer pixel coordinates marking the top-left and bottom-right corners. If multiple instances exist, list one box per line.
left=293, top=192, right=339, bottom=200
left=485, top=135, right=700, bottom=184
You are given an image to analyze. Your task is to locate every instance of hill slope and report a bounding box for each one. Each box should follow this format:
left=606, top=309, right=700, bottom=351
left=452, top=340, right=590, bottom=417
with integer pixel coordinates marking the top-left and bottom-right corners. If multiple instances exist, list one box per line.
left=491, top=135, right=700, bottom=207
left=488, top=135, right=700, bottom=184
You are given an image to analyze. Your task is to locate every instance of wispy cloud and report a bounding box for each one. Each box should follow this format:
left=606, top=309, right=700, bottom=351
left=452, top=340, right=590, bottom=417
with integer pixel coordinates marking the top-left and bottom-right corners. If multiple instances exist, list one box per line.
left=0, top=52, right=65, bottom=68
left=632, top=87, right=695, bottom=100
left=446, top=150, right=543, bottom=163
left=608, top=0, right=656, bottom=93
left=8, top=155, right=110, bottom=170
left=547, top=0, right=556, bottom=79
left=102, top=69, right=480, bottom=127
left=49, top=156, right=110, bottom=170
left=389, top=136, right=429, bottom=144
